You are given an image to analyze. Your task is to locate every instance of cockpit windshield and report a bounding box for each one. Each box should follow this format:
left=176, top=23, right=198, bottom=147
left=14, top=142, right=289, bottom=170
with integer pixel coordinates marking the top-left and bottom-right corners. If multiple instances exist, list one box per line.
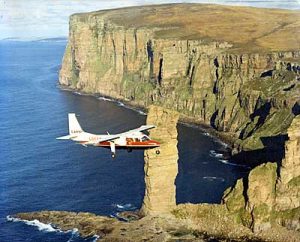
left=141, top=135, right=150, bottom=141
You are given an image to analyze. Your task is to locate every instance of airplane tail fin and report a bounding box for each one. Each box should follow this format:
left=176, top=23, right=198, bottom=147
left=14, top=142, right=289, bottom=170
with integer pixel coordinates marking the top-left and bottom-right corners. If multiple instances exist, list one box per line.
left=56, top=113, right=83, bottom=140
left=68, top=113, right=83, bottom=135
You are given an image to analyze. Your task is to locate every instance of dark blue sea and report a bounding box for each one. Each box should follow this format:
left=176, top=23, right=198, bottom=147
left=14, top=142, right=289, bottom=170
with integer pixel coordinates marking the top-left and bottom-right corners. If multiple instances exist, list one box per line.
left=0, top=40, right=249, bottom=242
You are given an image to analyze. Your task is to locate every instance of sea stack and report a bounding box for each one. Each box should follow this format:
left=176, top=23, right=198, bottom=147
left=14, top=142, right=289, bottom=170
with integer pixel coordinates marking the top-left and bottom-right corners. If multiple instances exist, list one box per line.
left=276, top=115, right=300, bottom=211
left=141, top=105, right=179, bottom=216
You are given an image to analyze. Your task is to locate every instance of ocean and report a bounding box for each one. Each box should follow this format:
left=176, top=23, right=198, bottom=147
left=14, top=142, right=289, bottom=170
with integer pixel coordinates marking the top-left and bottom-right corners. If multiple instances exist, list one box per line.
left=0, top=40, right=249, bottom=241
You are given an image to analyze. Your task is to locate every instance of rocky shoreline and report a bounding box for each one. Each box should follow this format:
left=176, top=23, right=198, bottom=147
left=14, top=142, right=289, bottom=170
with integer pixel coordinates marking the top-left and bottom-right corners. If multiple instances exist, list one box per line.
left=10, top=209, right=299, bottom=242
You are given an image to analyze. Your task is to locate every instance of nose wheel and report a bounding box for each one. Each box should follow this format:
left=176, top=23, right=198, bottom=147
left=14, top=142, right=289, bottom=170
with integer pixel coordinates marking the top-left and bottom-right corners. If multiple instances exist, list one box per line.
left=111, top=153, right=116, bottom=158
left=156, top=150, right=160, bottom=155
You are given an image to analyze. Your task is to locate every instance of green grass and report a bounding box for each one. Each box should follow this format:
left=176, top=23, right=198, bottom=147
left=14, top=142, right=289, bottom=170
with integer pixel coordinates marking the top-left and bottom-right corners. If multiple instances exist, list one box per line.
left=73, top=3, right=300, bottom=52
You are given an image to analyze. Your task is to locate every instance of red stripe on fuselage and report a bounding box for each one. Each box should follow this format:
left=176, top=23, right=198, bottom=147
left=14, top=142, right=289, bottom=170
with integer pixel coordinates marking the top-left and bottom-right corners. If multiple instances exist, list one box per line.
left=95, top=140, right=160, bottom=148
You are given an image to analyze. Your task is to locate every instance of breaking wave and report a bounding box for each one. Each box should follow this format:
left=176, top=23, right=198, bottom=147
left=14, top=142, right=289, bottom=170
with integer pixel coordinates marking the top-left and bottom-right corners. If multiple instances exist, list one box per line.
left=117, top=102, right=146, bottom=115
left=98, top=96, right=114, bottom=102
left=98, top=96, right=146, bottom=116
left=117, top=101, right=125, bottom=107
left=213, top=138, right=229, bottom=148
left=219, top=159, right=251, bottom=169
left=7, top=215, right=61, bottom=233
left=6, top=215, right=82, bottom=241
left=91, top=235, right=100, bottom=242
left=112, top=203, right=136, bottom=211
left=209, top=150, right=224, bottom=158
left=203, top=132, right=211, bottom=137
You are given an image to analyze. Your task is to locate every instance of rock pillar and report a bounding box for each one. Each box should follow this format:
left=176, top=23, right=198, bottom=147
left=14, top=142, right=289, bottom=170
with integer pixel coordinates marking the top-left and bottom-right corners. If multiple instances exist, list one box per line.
left=276, top=115, right=300, bottom=210
left=140, top=105, right=179, bottom=216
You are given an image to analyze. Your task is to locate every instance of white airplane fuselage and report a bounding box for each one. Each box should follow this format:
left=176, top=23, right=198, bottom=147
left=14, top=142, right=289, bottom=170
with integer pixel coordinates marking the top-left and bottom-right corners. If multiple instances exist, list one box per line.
left=57, top=114, right=160, bottom=157
left=72, top=131, right=159, bottom=148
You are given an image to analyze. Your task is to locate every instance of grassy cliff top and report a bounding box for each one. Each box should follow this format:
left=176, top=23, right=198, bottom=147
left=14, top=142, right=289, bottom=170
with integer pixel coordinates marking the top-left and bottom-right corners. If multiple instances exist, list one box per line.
left=74, top=3, right=300, bottom=53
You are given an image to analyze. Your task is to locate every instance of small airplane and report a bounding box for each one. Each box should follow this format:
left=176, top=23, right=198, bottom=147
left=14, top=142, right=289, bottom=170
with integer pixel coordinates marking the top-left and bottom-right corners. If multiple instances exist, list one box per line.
left=57, top=113, right=160, bottom=158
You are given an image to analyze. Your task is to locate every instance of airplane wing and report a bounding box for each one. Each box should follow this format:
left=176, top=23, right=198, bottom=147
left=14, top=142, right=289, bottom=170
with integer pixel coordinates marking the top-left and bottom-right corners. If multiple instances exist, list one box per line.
left=118, top=125, right=156, bottom=136
left=85, top=125, right=156, bottom=145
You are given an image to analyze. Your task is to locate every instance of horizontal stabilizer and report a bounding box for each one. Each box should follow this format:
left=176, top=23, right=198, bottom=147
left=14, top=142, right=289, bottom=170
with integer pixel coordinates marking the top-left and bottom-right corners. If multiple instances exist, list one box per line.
left=56, top=134, right=77, bottom=140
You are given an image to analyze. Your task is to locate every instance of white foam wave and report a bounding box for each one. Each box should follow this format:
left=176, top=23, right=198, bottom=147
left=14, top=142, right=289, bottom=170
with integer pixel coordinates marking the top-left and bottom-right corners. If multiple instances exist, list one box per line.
left=209, top=150, right=224, bottom=158
left=74, top=91, right=82, bottom=96
left=98, top=96, right=114, bottom=102
left=202, top=176, right=225, bottom=182
left=97, top=96, right=146, bottom=116
left=66, top=228, right=79, bottom=242
left=7, top=215, right=58, bottom=232
left=117, top=101, right=125, bottom=107
left=118, top=103, right=146, bottom=116
left=203, top=132, right=211, bottom=137
left=180, top=122, right=229, bottom=148
left=7, top=215, right=79, bottom=236
left=92, top=235, right=100, bottom=242
left=219, top=159, right=251, bottom=168
left=213, top=138, right=229, bottom=148
left=113, top=203, right=136, bottom=211
left=138, top=110, right=147, bottom=115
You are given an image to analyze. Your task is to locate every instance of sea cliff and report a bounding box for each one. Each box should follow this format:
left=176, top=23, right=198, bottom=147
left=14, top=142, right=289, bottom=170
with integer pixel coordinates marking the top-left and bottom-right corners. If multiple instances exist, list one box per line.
left=59, top=4, right=300, bottom=158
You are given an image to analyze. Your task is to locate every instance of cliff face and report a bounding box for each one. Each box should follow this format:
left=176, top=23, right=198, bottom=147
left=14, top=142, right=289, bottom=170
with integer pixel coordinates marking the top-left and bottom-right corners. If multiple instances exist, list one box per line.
left=172, top=116, right=300, bottom=239
left=276, top=116, right=300, bottom=211
left=222, top=115, right=300, bottom=232
left=59, top=4, right=300, bottom=154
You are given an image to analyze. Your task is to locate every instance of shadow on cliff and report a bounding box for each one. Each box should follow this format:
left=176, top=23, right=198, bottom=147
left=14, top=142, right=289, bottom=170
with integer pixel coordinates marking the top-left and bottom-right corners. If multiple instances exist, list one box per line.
left=232, top=134, right=288, bottom=169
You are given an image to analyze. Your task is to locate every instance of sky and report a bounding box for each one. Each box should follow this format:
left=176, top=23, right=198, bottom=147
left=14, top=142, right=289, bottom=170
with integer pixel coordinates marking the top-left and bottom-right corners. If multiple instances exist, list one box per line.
left=1, top=0, right=300, bottom=40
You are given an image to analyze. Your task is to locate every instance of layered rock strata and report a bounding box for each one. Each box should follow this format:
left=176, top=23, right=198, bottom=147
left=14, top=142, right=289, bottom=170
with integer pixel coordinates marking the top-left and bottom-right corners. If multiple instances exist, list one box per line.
left=275, top=116, right=300, bottom=210
left=221, top=115, right=300, bottom=232
left=141, top=105, right=179, bottom=215
left=59, top=4, right=300, bottom=155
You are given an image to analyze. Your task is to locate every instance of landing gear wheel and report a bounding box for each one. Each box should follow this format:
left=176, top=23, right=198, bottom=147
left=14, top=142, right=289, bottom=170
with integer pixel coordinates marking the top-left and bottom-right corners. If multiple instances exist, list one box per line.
left=111, top=153, right=116, bottom=158
left=155, top=150, right=160, bottom=155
